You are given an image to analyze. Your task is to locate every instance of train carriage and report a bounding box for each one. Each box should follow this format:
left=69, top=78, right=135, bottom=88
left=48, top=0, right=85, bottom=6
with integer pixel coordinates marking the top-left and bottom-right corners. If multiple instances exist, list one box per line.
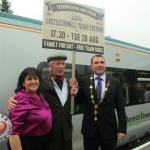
left=0, top=12, right=150, bottom=150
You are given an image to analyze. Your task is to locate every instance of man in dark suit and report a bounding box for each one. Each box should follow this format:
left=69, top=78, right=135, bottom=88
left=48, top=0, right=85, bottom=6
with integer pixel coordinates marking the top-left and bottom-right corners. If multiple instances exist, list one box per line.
left=7, top=54, right=78, bottom=150
left=76, top=55, right=127, bottom=150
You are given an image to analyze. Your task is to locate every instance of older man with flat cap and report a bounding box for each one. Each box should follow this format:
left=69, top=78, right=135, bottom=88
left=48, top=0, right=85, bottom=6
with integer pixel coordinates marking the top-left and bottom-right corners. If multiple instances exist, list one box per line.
left=7, top=53, right=78, bottom=150
left=41, top=53, right=78, bottom=150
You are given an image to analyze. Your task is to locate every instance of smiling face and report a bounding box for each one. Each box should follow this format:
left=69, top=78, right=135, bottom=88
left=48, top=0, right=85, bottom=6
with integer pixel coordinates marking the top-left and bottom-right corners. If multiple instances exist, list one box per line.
left=90, top=56, right=106, bottom=76
left=49, top=59, right=66, bottom=76
left=23, top=74, right=39, bottom=94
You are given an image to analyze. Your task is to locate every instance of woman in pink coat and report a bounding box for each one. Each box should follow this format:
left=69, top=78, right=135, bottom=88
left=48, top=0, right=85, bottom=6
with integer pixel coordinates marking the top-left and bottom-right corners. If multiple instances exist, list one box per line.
left=7, top=67, right=53, bottom=150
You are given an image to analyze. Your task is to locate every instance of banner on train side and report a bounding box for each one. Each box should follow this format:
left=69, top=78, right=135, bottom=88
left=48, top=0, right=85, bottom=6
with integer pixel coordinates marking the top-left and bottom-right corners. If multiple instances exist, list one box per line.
left=42, top=0, right=105, bottom=54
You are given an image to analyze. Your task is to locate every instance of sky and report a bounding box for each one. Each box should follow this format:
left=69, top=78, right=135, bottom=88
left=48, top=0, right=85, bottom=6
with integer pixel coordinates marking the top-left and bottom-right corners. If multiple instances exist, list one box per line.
left=9, top=0, right=150, bottom=48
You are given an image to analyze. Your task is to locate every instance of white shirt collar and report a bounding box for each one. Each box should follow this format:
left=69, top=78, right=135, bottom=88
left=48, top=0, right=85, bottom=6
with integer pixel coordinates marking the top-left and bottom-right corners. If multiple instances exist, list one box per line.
left=94, top=73, right=106, bottom=81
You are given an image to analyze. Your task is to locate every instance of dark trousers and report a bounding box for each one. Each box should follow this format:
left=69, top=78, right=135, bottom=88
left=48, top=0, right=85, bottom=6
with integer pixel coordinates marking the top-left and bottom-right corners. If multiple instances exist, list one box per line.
left=7, top=133, right=49, bottom=150
left=48, top=138, right=72, bottom=150
left=83, top=127, right=117, bottom=150
left=48, top=124, right=72, bottom=150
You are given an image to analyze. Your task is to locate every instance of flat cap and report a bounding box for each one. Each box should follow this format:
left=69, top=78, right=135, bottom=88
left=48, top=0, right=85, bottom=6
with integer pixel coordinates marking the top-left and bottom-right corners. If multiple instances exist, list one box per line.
left=47, top=54, right=67, bottom=63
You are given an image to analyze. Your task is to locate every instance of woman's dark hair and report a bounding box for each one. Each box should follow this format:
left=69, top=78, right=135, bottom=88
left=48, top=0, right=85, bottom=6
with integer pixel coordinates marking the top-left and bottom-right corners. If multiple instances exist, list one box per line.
left=15, top=67, right=42, bottom=95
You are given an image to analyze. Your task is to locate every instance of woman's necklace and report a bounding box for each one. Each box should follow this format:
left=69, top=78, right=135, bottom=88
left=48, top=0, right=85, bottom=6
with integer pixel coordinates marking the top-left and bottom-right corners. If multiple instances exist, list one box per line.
left=89, top=74, right=110, bottom=121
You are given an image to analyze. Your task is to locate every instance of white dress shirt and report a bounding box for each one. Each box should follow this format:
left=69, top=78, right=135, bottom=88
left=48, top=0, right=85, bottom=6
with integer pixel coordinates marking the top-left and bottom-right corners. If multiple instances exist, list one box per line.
left=52, top=78, right=68, bottom=106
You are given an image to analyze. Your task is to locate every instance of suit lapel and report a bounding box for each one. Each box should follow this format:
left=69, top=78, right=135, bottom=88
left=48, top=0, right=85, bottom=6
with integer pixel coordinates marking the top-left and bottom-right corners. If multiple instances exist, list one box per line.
left=44, top=75, right=57, bottom=94
left=44, top=75, right=70, bottom=106
left=91, top=75, right=99, bottom=103
left=104, top=75, right=110, bottom=98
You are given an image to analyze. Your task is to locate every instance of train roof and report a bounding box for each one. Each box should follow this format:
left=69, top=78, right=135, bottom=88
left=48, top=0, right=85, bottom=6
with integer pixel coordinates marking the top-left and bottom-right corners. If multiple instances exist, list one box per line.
left=0, top=11, right=150, bottom=53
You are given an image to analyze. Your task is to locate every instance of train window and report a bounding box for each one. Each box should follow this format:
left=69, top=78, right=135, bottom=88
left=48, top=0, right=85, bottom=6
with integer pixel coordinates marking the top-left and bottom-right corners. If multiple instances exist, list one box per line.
left=121, top=83, right=129, bottom=104
left=137, top=72, right=150, bottom=103
left=106, top=70, right=129, bottom=105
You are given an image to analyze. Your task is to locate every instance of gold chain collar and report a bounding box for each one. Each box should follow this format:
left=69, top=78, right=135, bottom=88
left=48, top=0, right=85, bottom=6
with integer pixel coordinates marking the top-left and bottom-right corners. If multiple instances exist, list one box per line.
left=89, top=74, right=110, bottom=121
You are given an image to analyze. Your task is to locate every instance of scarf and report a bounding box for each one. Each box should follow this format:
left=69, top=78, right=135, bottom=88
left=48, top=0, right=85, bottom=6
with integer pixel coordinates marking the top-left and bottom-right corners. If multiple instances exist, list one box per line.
left=50, top=71, right=64, bottom=90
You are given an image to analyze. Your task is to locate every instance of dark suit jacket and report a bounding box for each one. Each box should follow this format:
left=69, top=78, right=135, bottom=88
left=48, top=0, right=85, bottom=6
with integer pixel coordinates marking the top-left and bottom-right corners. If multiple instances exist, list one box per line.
left=41, top=74, right=72, bottom=141
left=76, top=74, right=127, bottom=140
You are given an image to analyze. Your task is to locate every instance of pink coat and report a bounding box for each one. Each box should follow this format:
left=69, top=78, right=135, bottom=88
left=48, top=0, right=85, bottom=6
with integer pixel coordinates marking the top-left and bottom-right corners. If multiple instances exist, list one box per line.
left=9, top=89, right=53, bottom=136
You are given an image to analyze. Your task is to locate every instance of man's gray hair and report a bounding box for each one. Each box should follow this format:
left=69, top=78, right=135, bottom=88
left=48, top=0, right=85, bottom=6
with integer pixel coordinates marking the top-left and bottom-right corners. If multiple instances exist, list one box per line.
left=48, top=60, right=53, bottom=66
left=48, top=60, right=66, bottom=66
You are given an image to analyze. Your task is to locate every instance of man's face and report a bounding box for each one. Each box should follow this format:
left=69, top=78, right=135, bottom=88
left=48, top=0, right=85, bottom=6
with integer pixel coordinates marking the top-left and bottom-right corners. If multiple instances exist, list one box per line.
left=49, top=60, right=66, bottom=76
left=90, top=56, right=106, bottom=76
